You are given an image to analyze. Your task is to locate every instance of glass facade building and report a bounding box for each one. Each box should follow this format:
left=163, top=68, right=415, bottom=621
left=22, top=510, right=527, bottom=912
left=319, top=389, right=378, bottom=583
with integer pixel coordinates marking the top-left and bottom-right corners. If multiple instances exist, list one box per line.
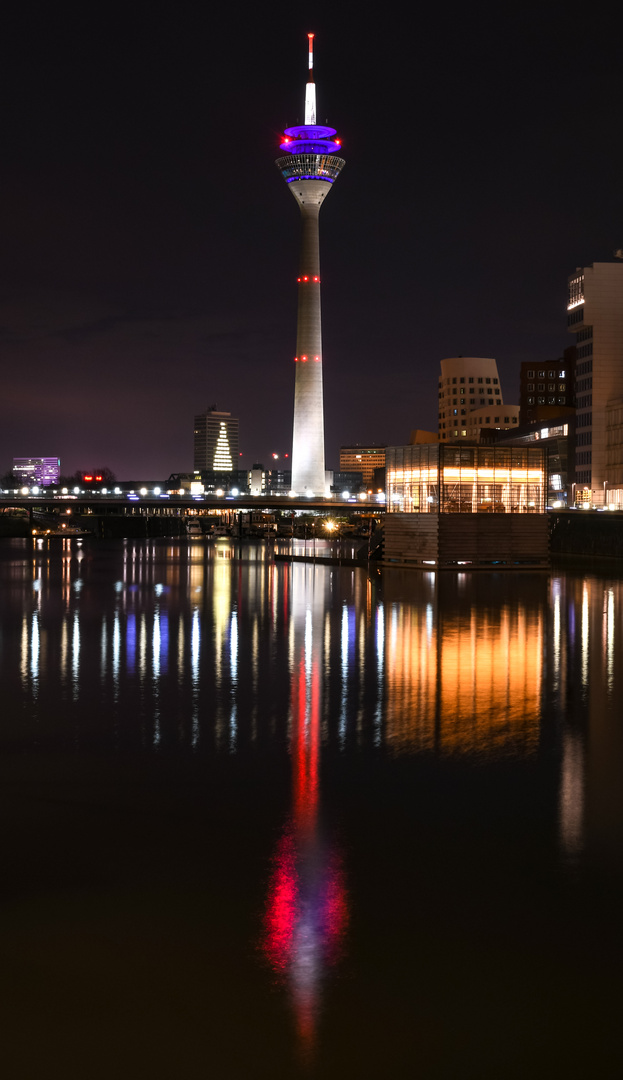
left=386, top=444, right=546, bottom=515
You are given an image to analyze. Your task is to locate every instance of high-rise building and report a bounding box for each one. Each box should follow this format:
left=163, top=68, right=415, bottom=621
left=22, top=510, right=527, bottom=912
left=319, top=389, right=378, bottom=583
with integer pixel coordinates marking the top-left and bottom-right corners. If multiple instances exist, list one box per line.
left=339, top=445, right=386, bottom=485
left=193, top=408, right=239, bottom=472
left=275, top=34, right=345, bottom=496
left=13, top=457, right=60, bottom=486
left=567, top=262, right=623, bottom=506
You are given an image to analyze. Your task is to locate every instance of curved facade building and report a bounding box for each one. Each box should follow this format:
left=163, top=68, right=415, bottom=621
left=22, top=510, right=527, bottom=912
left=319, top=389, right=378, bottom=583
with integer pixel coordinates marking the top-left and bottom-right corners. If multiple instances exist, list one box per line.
left=276, top=35, right=345, bottom=496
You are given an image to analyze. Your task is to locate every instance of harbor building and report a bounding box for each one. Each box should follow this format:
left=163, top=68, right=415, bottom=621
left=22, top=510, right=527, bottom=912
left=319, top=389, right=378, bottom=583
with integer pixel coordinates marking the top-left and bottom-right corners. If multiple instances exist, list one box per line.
left=384, top=442, right=549, bottom=569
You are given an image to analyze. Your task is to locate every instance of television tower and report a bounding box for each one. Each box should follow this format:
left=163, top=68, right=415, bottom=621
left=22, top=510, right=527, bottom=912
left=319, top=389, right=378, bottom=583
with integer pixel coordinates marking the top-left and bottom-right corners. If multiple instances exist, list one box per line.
left=276, top=34, right=345, bottom=497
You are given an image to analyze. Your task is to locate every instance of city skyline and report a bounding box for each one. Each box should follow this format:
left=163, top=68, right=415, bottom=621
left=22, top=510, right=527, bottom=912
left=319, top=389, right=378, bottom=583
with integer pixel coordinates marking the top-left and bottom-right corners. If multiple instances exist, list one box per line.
left=1, top=5, right=622, bottom=477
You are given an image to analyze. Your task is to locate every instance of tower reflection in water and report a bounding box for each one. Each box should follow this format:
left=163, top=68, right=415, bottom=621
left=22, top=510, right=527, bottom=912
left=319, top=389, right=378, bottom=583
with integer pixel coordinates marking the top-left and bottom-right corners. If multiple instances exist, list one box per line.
left=263, top=565, right=348, bottom=1057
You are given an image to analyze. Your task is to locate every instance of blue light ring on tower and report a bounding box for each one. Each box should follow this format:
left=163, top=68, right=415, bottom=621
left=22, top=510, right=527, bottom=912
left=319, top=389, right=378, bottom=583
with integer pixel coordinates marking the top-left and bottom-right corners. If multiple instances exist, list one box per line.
left=276, top=154, right=345, bottom=183
left=280, top=123, right=342, bottom=156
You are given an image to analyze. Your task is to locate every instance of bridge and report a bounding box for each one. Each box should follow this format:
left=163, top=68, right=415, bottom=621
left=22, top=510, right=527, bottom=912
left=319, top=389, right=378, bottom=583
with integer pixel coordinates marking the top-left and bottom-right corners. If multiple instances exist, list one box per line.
left=0, top=490, right=385, bottom=538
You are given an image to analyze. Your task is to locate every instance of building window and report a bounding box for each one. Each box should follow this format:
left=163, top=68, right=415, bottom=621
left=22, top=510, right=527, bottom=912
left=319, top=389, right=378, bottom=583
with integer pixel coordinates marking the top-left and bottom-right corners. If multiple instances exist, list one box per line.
left=527, top=397, right=534, bottom=404
left=494, top=388, right=500, bottom=395
left=460, top=377, right=465, bottom=383
left=468, top=377, right=474, bottom=383
left=538, top=370, right=545, bottom=377
left=504, top=416, right=509, bottom=423
left=512, top=418, right=517, bottom=423
left=527, top=383, right=534, bottom=391
left=485, top=378, right=491, bottom=384
left=538, top=396, right=545, bottom=404
left=527, top=370, right=534, bottom=377
left=548, top=383, right=555, bottom=391
left=488, top=399, right=493, bottom=405
left=559, top=383, right=566, bottom=391
left=470, top=398, right=475, bottom=405
left=477, top=377, right=483, bottom=383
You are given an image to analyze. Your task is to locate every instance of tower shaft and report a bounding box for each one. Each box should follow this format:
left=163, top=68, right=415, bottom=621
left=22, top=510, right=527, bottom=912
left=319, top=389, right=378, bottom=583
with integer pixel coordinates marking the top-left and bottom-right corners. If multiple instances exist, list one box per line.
left=292, top=183, right=325, bottom=495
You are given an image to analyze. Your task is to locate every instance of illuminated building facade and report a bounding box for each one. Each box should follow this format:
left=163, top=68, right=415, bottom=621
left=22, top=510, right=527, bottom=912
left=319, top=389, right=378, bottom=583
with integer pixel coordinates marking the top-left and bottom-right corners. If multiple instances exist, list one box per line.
left=339, top=445, right=386, bottom=485
left=276, top=35, right=345, bottom=496
left=438, top=357, right=510, bottom=441
left=384, top=443, right=548, bottom=568
left=13, top=457, right=60, bottom=486
left=567, top=262, right=623, bottom=506
left=193, top=408, right=239, bottom=473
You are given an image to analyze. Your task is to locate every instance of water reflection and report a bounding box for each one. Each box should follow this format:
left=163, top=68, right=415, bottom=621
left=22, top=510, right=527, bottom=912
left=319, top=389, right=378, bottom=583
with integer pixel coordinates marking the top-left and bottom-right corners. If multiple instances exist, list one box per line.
left=4, top=538, right=623, bottom=869
left=264, top=566, right=348, bottom=1058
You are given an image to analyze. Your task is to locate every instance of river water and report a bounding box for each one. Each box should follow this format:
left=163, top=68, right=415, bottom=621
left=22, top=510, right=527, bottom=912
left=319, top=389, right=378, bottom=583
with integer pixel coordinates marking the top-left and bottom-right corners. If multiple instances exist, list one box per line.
left=1, top=536, right=622, bottom=1078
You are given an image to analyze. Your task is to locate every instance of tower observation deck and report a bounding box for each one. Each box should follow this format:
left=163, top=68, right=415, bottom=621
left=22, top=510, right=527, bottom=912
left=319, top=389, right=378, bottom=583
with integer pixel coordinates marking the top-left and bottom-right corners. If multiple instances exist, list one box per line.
left=276, top=33, right=345, bottom=497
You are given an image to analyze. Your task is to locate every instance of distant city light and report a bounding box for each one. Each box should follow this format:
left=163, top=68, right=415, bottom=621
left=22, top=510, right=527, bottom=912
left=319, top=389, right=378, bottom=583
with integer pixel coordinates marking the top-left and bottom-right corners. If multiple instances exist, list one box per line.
left=231, top=488, right=239, bottom=497
left=216, top=489, right=224, bottom=497
left=139, top=488, right=147, bottom=496
left=21, top=487, right=28, bottom=495
left=341, top=490, right=350, bottom=500
left=153, top=487, right=161, bottom=495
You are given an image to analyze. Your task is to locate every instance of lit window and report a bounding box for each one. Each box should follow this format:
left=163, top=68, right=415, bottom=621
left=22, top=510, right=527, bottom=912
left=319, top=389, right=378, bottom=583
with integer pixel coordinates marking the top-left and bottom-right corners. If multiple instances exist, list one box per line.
left=559, top=370, right=566, bottom=378
left=560, top=383, right=566, bottom=391
left=538, top=370, right=545, bottom=377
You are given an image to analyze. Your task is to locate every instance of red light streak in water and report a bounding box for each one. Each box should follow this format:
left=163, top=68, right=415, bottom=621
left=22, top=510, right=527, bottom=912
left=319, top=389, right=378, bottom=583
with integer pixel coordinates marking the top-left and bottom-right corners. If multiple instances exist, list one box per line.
left=263, top=647, right=348, bottom=1055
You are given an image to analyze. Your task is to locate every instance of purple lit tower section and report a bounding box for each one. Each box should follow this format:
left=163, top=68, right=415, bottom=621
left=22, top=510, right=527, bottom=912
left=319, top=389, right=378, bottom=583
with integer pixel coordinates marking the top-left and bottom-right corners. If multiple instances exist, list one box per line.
left=276, top=34, right=345, bottom=497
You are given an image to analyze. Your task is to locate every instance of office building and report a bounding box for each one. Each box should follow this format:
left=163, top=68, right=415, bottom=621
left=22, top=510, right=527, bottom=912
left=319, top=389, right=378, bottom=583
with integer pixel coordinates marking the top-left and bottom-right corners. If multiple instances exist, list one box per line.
left=567, top=261, right=623, bottom=506
left=438, top=358, right=508, bottom=441
left=339, top=445, right=386, bottom=485
left=13, top=457, right=60, bottom=486
left=276, top=34, right=345, bottom=496
left=519, top=346, right=576, bottom=426
left=193, top=408, right=239, bottom=473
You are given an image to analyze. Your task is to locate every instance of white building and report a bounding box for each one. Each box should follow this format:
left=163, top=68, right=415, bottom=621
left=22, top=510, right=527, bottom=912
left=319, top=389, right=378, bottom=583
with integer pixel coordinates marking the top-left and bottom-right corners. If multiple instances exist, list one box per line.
left=438, top=357, right=518, bottom=441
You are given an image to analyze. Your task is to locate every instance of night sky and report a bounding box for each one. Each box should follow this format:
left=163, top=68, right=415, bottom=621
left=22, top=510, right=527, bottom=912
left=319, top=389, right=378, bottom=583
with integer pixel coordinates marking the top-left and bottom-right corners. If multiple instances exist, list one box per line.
left=1, top=2, right=621, bottom=479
